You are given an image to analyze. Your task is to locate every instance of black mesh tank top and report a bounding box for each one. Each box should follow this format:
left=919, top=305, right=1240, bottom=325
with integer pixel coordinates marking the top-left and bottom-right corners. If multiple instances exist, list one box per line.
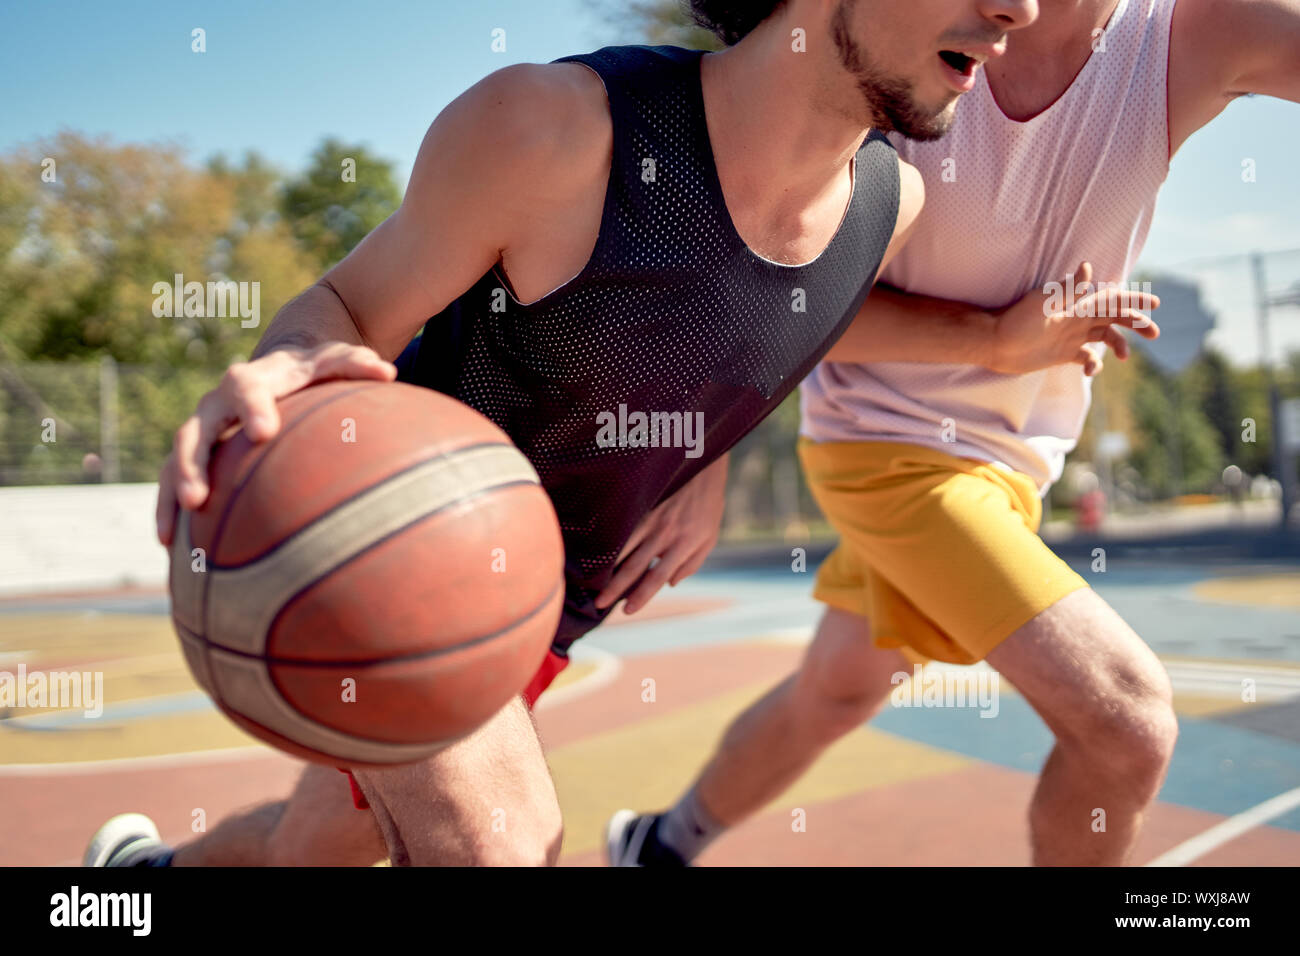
left=402, top=45, right=899, bottom=653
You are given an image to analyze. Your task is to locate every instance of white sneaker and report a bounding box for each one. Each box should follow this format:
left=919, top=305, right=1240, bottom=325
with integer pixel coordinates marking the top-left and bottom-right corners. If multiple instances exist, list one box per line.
left=604, top=809, right=656, bottom=867
left=84, top=813, right=172, bottom=867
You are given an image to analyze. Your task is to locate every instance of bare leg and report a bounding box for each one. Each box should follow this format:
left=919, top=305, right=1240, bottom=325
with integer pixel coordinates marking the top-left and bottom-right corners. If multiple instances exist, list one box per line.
left=171, top=763, right=386, bottom=866
left=673, top=589, right=1175, bottom=867
left=695, top=607, right=906, bottom=826
left=352, top=696, right=563, bottom=866
left=987, top=587, right=1178, bottom=866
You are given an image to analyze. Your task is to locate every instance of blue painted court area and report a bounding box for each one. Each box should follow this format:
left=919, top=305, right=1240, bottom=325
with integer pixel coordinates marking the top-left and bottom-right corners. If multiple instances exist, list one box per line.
left=588, top=556, right=1300, bottom=663
left=870, top=693, right=1300, bottom=832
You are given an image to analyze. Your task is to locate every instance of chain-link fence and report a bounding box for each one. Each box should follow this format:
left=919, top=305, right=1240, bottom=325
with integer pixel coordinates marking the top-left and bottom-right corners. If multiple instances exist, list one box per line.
left=0, top=358, right=820, bottom=536
left=0, top=359, right=218, bottom=486
left=1, top=352, right=1293, bottom=536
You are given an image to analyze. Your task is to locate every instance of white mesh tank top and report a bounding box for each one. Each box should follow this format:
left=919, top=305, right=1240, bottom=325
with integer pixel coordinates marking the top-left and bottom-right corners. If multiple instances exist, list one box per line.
left=800, top=0, right=1177, bottom=492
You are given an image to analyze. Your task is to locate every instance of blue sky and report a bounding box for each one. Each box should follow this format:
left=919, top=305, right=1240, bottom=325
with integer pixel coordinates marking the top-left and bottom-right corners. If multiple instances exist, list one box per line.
left=3, top=0, right=1298, bottom=365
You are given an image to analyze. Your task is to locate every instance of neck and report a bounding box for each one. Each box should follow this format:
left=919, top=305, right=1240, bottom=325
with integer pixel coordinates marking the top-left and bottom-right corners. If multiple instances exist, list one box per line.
left=701, top=14, right=867, bottom=215
left=986, top=0, right=1120, bottom=118
left=999, top=0, right=1118, bottom=64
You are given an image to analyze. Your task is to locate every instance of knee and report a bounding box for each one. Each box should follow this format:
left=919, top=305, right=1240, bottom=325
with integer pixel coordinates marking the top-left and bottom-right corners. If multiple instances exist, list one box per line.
left=492, top=745, right=565, bottom=868
left=805, top=685, right=889, bottom=740
left=1065, top=663, right=1178, bottom=794
left=532, top=802, right=565, bottom=867
left=544, top=816, right=564, bottom=866
left=472, top=797, right=564, bottom=867
left=795, top=651, right=897, bottom=741
left=1117, top=696, right=1179, bottom=791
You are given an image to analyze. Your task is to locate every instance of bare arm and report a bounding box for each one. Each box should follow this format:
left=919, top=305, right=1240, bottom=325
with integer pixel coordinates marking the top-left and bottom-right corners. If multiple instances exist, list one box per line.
left=159, top=63, right=601, bottom=540
left=1170, top=0, right=1300, bottom=153
left=1207, top=0, right=1300, bottom=101
left=826, top=262, right=1160, bottom=375
left=256, top=63, right=596, bottom=363
left=875, top=158, right=925, bottom=276
left=825, top=284, right=1000, bottom=366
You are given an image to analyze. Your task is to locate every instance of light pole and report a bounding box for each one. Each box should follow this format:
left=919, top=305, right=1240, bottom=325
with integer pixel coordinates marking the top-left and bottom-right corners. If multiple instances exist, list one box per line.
left=1251, top=252, right=1299, bottom=530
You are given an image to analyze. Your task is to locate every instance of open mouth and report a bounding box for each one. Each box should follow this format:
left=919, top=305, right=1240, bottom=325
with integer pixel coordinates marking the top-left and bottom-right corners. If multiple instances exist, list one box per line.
left=937, top=50, right=977, bottom=78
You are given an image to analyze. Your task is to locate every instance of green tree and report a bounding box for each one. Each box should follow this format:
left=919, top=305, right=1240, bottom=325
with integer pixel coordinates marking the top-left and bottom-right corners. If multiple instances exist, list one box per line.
left=0, top=132, right=317, bottom=368
left=0, top=133, right=317, bottom=483
left=1226, top=363, right=1276, bottom=476
left=207, top=150, right=282, bottom=233
left=279, top=139, right=401, bottom=271
left=1124, top=354, right=1225, bottom=497
left=1191, top=347, right=1239, bottom=462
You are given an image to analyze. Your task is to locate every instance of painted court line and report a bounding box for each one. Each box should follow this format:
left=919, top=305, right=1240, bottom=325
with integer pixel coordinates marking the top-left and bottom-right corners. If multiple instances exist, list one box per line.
left=2, top=644, right=620, bottom=769
left=534, top=645, right=622, bottom=710
left=747, top=637, right=1300, bottom=699
left=1161, top=660, right=1300, bottom=700
left=1146, top=785, right=1300, bottom=867
left=2, top=689, right=213, bottom=728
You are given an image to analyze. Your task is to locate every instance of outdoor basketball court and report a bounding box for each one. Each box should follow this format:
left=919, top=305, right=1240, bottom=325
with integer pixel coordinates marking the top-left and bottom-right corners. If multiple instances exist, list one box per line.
left=2, top=556, right=1299, bottom=867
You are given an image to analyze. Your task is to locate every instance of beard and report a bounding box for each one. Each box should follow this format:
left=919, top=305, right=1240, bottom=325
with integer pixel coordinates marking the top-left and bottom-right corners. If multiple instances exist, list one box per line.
left=831, top=1, right=956, bottom=142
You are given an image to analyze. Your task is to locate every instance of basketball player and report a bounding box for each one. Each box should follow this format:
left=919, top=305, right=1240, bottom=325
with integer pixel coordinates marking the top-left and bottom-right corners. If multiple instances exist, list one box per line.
left=85, top=0, right=1041, bottom=867
left=609, top=0, right=1300, bottom=866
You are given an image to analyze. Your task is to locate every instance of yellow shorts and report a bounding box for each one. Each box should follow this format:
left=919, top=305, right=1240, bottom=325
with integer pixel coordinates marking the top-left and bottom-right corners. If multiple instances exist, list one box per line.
left=798, top=439, right=1088, bottom=665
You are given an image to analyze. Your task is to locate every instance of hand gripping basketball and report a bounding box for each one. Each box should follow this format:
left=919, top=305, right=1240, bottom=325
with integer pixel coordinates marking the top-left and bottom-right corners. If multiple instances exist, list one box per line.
left=156, top=342, right=398, bottom=546
left=162, top=353, right=565, bottom=766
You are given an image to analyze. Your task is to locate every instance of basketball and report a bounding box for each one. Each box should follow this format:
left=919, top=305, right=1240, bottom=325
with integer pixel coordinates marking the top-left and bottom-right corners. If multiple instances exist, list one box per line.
left=167, top=380, right=565, bottom=767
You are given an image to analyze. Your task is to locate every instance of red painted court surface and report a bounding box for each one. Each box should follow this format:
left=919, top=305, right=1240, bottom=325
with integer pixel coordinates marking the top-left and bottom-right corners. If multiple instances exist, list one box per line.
left=2, top=562, right=1300, bottom=867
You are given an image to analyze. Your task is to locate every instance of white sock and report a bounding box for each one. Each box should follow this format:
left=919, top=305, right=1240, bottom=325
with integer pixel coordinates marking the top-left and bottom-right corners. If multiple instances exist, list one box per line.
left=656, top=785, right=725, bottom=862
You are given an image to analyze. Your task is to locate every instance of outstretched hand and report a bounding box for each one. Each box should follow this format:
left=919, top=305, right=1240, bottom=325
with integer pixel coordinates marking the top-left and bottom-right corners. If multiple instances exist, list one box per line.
left=991, top=261, right=1160, bottom=377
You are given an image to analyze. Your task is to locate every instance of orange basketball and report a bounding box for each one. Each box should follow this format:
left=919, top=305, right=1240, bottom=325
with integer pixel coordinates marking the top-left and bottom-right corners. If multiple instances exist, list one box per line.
left=168, top=380, right=565, bottom=767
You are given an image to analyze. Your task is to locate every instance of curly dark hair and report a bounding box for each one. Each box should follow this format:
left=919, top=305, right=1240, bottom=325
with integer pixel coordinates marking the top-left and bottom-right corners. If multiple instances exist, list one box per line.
left=686, top=0, right=787, bottom=45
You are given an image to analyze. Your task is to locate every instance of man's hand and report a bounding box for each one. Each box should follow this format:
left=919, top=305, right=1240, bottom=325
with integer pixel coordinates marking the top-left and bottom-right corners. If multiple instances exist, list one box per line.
left=155, top=342, right=396, bottom=545
left=594, top=453, right=729, bottom=615
left=990, top=261, right=1160, bottom=377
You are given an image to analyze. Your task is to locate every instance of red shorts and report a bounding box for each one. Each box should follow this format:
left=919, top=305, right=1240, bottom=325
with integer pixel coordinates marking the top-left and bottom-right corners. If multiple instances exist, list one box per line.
left=341, top=649, right=569, bottom=810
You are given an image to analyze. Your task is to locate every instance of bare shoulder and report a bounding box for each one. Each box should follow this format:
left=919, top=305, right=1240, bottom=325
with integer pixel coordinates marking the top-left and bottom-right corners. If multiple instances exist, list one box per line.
left=894, top=157, right=925, bottom=233
left=472, top=62, right=610, bottom=148
left=405, top=61, right=612, bottom=209
left=1173, top=0, right=1299, bottom=65
left=437, top=62, right=610, bottom=189
left=1169, top=0, right=1300, bottom=152
left=1169, top=0, right=1240, bottom=83
left=874, top=157, right=924, bottom=273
